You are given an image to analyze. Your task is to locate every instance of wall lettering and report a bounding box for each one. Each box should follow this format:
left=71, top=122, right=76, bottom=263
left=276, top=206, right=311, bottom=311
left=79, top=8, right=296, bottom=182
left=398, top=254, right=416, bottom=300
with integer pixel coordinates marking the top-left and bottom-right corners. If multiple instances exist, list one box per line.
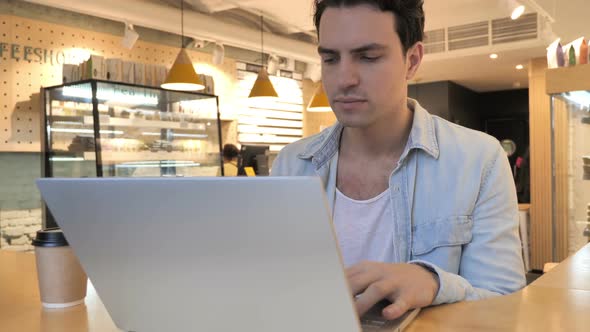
left=0, top=41, right=89, bottom=65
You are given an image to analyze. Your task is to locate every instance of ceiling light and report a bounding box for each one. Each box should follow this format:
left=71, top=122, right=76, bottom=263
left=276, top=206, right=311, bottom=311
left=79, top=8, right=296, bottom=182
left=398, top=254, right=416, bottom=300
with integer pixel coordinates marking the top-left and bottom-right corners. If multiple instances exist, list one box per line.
left=267, top=54, right=280, bottom=76
left=511, top=4, right=525, bottom=20
left=516, top=64, right=524, bottom=70
left=212, top=43, right=225, bottom=65
left=307, top=81, right=332, bottom=112
left=248, top=15, right=278, bottom=99
left=490, top=54, right=499, bottom=59
left=121, top=23, right=139, bottom=50
left=185, top=38, right=206, bottom=49
left=161, top=1, right=205, bottom=91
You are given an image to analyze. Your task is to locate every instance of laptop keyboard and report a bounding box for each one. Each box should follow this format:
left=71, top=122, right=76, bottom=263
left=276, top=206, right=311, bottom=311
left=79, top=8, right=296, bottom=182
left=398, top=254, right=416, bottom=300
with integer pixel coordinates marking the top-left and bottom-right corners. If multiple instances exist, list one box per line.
left=359, top=300, right=392, bottom=332
left=359, top=300, right=417, bottom=332
left=360, top=318, right=387, bottom=332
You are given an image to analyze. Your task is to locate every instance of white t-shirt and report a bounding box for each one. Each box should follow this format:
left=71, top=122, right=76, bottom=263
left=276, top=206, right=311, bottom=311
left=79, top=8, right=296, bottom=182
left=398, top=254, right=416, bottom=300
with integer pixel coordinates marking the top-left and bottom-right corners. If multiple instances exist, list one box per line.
left=333, top=187, right=396, bottom=268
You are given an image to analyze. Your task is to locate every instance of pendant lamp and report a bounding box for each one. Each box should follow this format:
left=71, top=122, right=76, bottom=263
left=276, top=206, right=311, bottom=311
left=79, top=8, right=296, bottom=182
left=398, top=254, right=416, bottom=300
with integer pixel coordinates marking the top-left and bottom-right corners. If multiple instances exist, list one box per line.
left=248, top=15, right=278, bottom=99
left=307, top=81, right=332, bottom=112
left=161, top=0, right=205, bottom=91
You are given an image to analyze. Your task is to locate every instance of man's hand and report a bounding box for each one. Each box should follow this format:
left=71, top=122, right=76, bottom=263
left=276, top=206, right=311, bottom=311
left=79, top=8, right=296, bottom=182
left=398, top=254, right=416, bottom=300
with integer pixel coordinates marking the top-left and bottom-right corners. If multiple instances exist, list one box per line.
left=346, top=261, right=439, bottom=320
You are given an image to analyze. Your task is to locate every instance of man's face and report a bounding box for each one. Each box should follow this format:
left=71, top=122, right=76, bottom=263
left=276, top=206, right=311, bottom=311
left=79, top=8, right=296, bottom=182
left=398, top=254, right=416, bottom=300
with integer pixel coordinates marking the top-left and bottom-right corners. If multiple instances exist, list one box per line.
left=318, top=5, right=421, bottom=128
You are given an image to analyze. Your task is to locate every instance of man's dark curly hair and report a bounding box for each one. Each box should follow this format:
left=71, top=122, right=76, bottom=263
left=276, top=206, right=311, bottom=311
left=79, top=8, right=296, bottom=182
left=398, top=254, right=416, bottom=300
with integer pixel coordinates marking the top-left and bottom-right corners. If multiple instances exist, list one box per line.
left=313, top=0, right=425, bottom=54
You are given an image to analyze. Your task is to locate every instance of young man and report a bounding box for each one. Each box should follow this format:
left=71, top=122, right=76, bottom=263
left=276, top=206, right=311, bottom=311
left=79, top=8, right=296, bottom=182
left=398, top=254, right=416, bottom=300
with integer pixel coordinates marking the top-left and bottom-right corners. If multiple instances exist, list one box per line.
left=271, top=0, right=525, bottom=321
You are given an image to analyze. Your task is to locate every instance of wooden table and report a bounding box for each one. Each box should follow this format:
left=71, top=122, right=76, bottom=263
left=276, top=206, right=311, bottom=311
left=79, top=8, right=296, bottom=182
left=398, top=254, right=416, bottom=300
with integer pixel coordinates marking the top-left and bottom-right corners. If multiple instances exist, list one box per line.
left=0, top=251, right=119, bottom=332
left=530, top=243, right=590, bottom=290
left=406, top=243, right=590, bottom=331
left=2, top=244, right=590, bottom=331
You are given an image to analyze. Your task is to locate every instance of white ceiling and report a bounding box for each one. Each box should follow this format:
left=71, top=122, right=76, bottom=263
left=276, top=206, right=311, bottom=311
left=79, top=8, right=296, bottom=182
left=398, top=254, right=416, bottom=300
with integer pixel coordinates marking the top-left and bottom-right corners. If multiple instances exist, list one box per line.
left=222, top=0, right=586, bottom=44
left=27, top=0, right=590, bottom=92
left=182, top=0, right=533, bottom=33
left=173, top=0, right=590, bottom=92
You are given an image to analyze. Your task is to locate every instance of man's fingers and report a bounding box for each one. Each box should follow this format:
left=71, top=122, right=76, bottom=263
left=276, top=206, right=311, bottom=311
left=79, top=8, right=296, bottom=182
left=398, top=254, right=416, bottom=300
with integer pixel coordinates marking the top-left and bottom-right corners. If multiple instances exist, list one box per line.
left=345, top=261, right=372, bottom=279
left=348, top=268, right=380, bottom=296
left=382, top=296, right=410, bottom=320
left=355, top=280, right=396, bottom=317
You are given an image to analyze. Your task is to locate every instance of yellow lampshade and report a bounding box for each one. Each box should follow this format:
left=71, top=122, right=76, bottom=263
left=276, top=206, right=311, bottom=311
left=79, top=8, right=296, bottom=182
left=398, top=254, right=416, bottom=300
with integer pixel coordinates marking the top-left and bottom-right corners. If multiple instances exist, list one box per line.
left=248, top=67, right=278, bottom=98
left=307, top=81, right=332, bottom=112
left=161, top=48, right=205, bottom=91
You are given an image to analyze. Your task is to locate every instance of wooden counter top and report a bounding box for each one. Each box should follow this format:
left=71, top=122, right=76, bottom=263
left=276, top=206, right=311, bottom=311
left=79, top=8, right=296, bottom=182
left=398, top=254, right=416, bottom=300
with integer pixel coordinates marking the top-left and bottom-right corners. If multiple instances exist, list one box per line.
left=530, top=242, right=590, bottom=290
left=407, top=286, right=590, bottom=332
left=406, top=243, right=590, bottom=331
left=0, top=252, right=118, bottom=332
left=2, top=244, right=590, bottom=331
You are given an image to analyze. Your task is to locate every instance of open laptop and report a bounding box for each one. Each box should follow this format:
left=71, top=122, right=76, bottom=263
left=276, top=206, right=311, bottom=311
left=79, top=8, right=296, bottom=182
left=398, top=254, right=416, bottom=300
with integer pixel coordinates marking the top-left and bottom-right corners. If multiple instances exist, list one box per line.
left=37, top=177, right=420, bottom=332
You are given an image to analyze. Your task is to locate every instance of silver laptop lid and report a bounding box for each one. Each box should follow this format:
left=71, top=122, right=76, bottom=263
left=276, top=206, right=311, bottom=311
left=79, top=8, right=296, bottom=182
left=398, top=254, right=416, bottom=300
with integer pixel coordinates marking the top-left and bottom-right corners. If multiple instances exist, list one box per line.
left=37, top=177, right=362, bottom=332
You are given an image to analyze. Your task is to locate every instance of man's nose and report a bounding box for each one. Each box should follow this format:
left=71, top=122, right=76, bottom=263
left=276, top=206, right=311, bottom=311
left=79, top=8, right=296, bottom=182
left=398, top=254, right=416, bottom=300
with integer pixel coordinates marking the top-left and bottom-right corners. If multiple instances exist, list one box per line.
left=337, top=59, right=360, bottom=90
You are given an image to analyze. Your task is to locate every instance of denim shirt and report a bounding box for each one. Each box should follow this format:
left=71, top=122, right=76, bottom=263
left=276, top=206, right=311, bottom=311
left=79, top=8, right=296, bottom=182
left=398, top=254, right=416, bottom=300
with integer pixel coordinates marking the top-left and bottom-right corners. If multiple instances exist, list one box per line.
left=270, top=99, right=526, bottom=305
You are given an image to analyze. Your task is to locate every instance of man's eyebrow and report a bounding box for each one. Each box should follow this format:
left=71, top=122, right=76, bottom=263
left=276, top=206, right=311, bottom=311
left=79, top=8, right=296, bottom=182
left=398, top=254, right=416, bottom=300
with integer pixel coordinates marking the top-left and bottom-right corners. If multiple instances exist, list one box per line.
left=350, top=43, right=388, bottom=53
left=317, top=46, right=337, bottom=54
left=317, top=43, right=388, bottom=55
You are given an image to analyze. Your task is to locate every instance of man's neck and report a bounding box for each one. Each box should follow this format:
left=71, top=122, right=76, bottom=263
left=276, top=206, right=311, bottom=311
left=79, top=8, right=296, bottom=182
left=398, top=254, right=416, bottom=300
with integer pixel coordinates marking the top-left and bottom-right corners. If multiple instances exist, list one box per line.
left=340, top=102, right=414, bottom=160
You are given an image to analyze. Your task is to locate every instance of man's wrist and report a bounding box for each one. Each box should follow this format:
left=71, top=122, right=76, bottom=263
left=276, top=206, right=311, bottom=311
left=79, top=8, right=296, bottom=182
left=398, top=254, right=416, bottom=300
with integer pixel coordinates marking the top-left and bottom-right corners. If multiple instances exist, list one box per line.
left=411, top=262, right=440, bottom=293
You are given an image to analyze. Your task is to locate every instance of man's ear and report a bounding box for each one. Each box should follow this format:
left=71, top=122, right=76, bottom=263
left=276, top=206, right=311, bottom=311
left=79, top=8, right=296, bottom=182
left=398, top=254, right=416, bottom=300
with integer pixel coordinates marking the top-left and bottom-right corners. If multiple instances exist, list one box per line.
left=405, top=42, right=424, bottom=80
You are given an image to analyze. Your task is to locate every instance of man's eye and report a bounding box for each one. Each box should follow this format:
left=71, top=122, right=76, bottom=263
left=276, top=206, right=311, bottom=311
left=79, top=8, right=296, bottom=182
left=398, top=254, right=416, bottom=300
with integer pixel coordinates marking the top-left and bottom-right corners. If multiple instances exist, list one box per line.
left=322, top=57, right=337, bottom=64
left=361, top=55, right=380, bottom=62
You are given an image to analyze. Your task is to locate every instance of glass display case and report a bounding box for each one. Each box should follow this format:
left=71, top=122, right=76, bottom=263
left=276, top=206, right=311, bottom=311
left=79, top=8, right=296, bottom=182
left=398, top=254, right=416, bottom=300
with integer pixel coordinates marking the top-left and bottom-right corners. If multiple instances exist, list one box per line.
left=42, top=80, right=223, bottom=180
left=549, top=70, right=590, bottom=258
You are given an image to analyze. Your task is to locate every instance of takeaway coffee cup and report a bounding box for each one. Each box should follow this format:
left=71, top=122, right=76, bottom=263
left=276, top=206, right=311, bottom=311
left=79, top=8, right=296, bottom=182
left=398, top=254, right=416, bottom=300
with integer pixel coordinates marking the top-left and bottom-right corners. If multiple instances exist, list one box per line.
left=32, top=228, right=87, bottom=308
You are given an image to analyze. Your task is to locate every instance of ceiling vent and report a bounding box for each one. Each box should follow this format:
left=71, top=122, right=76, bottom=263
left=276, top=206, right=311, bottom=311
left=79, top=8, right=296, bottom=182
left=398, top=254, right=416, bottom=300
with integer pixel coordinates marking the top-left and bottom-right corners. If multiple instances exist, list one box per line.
left=424, top=29, right=445, bottom=54
left=492, top=13, right=538, bottom=45
left=424, top=13, right=538, bottom=54
left=448, top=21, right=489, bottom=51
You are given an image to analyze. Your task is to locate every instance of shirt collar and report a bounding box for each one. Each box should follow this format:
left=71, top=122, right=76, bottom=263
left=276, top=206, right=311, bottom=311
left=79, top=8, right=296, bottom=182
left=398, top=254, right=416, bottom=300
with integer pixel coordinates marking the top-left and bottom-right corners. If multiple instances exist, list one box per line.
left=298, top=98, right=440, bottom=168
